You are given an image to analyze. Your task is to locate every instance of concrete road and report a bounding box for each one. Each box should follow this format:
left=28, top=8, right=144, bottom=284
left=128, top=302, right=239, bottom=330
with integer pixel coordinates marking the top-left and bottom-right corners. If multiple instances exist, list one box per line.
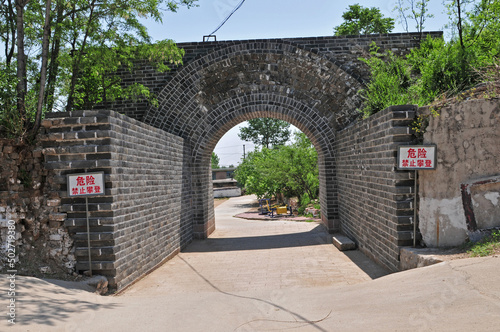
left=3, top=195, right=500, bottom=331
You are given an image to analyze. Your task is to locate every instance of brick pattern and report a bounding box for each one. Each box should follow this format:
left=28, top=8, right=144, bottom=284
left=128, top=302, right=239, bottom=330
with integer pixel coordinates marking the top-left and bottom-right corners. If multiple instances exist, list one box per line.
left=145, top=42, right=364, bottom=135
left=41, top=110, right=192, bottom=289
left=96, top=32, right=441, bottom=121
left=335, top=106, right=417, bottom=272
left=129, top=33, right=438, bottom=240
left=36, top=105, right=419, bottom=288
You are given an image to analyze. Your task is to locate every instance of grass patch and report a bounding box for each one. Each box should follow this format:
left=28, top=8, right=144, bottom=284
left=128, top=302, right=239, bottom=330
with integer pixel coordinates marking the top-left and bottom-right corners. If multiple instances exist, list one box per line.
left=464, top=230, right=500, bottom=257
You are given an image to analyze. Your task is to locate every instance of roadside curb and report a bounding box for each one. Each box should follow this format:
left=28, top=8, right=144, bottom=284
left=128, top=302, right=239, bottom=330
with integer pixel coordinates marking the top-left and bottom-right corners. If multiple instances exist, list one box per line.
left=399, top=247, right=469, bottom=270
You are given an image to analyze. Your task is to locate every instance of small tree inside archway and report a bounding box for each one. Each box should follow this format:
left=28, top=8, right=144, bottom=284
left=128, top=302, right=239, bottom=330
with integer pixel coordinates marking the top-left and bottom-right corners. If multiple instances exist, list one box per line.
left=235, top=132, right=318, bottom=210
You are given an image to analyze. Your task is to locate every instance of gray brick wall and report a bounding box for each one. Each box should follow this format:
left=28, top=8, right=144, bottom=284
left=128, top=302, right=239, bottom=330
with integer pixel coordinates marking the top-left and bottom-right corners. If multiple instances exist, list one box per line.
left=94, top=32, right=442, bottom=121
left=39, top=105, right=419, bottom=288
left=41, top=110, right=192, bottom=289
left=335, top=105, right=417, bottom=272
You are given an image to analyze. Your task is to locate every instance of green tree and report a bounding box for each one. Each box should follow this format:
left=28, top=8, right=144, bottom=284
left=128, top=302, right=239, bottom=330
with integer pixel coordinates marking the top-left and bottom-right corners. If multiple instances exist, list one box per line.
left=238, top=118, right=291, bottom=149
left=211, top=152, right=220, bottom=169
left=275, top=132, right=319, bottom=203
left=63, top=0, right=195, bottom=111
left=73, top=40, right=184, bottom=110
left=0, top=0, right=197, bottom=140
left=334, top=4, right=395, bottom=36
left=235, top=148, right=279, bottom=199
left=234, top=132, right=318, bottom=205
left=361, top=0, right=500, bottom=116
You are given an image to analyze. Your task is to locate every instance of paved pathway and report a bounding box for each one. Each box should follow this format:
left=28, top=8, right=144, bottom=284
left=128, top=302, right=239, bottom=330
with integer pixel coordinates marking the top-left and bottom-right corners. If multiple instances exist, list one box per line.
left=4, top=195, right=500, bottom=331
left=124, top=195, right=387, bottom=296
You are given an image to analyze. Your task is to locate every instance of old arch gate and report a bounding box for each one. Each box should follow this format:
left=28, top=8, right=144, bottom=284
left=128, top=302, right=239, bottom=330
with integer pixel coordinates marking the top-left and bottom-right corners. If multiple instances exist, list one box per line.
left=42, top=32, right=441, bottom=289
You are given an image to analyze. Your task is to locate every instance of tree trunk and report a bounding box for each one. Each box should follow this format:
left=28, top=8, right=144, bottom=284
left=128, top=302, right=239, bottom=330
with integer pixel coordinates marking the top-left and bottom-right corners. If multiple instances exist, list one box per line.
left=15, top=0, right=28, bottom=120
left=456, top=0, right=465, bottom=51
left=45, top=0, right=64, bottom=113
left=4, top=0, right=16, bottom=65
left=29, top=0, right=51, bottom=140
left=66, top=0, right=97, bottom=112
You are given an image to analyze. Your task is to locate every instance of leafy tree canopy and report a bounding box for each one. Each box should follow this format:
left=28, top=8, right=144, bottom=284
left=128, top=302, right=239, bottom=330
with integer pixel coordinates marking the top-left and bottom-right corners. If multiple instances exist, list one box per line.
left=238, top=118, right=291, bottom=149
left=0, top=0, right=197, bottom=140
left=234, top=132, right=318, bottom=205
left=334, top=4, right=395, bottom=36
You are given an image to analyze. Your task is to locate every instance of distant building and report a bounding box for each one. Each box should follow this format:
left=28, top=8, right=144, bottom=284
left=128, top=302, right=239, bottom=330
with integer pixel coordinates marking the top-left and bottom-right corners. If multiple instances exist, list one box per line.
left=212, top=168, right=241, bottom=198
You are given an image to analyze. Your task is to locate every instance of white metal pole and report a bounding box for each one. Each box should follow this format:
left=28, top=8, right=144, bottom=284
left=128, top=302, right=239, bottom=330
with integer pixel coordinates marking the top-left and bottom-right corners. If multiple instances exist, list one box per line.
left=86, top=196, right=92, bottom=276
left=413, top=170, right=418, bottom=247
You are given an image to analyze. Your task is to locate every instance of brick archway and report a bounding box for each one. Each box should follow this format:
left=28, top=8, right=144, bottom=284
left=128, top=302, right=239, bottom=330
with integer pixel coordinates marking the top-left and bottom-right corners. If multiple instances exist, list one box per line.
left=43, top=33, right=434, bottom=288
left=143, top=40, right=364, bottom=238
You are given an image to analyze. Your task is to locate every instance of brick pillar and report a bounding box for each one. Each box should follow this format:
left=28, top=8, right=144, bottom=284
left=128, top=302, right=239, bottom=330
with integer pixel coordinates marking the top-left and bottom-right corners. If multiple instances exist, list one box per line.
left=335, top=105, right=417, bottom=272
left=191, top=158, right=215, bottom=239
left=319, top=155, right=339, bottom=232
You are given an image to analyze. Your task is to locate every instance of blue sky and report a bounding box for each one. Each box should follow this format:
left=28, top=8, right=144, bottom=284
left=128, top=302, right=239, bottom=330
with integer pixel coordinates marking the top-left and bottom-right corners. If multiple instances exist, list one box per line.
left=141, top=0, right=450, bottom=166
left=146, top=0, right=449, bottom=43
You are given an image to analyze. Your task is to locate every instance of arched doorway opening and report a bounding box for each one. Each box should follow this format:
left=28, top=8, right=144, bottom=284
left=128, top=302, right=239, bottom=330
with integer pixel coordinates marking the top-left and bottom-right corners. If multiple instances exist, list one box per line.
left=196, top=103, right=338, bottom=238
left=212, top=118, right=322, bottom=225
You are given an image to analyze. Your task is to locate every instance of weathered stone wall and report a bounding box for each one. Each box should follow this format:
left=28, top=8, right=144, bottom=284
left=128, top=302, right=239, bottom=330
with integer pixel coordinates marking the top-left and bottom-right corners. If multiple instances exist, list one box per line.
left=335, top=106, right=417, bottom=272
left=41, top=110, right=192, bottom=289
left=418, top=99, right=500, bottom=247
left=0, top=139, right=74, bottom=277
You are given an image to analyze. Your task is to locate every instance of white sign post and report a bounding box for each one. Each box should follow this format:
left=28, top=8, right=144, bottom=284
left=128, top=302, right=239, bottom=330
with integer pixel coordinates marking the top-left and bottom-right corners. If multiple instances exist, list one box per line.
left=397, top=145, right=437, bottom=247
left=67, top=172, right=105, bottom=276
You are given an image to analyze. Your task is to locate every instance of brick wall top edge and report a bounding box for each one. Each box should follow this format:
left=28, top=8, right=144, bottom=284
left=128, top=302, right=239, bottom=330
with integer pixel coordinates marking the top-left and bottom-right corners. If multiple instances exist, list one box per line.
left=44, top=110, right=185, bottom=144
left=108, top=114, right=185, bottom=143
left=45, top=110, right=115, bottom=119
left=337, top=104, right=418, bottom=135
left=176, top=31, right=443, bottom=47
left=386, top=105, right=418, bottom=113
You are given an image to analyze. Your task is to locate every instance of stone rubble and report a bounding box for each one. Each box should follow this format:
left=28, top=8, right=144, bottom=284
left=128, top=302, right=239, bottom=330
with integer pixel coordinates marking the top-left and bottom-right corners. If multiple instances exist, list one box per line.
left=0, top=139, right=76, bottom=277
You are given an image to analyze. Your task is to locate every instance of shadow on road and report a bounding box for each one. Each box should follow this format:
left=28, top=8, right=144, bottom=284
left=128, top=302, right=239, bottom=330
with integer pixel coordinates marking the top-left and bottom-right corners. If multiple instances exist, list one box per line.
left=184, top=225, right=329, bottom=252
left=342, top=250, right=390, bottom=279
left=231, top=201, right=260, bottom=210
left=14, top=277, right=120, bottom=327
left=184, top=223, right=389, bottom=280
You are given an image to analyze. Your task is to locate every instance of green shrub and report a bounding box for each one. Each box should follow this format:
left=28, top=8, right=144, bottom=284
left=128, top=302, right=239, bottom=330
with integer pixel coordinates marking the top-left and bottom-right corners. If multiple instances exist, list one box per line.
left=360, top=10, right=500, bottom=117
left=467, top=230, right=500, bottom=257
left=300, top=193, right=311, bottom=208
left=359, top=43, right=417, bottom=117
